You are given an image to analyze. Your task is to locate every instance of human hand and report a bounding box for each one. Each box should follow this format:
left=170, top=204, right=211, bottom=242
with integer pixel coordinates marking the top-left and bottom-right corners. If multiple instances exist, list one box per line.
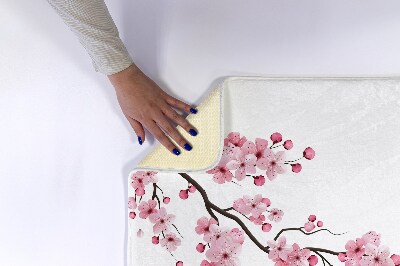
left=107, top=63, right=198, bottom=156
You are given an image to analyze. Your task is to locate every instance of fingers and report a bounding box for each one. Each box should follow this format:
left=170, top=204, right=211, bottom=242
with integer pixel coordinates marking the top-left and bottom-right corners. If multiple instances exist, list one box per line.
left=144, top=120, right=182, bottom=156
left=154, top=111, right=193, bottom=152
left=165, top=95, right=197, bottom=114
left=162, top=106, right=198, bottom=137
left=126, top=116, right=145, bottom=145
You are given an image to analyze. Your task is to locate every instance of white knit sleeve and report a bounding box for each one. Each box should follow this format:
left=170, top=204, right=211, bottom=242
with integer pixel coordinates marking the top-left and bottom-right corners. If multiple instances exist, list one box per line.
left=46, top=0, right=134, bottom=75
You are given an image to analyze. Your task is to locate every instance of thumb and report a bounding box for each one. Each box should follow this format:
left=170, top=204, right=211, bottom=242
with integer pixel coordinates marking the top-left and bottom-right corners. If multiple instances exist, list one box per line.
left=126, top=117, right=145, bottom=145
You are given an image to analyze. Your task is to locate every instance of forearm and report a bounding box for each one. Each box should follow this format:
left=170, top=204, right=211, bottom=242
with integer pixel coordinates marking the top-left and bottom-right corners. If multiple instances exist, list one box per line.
left=46, top=0, right=134, bottom=75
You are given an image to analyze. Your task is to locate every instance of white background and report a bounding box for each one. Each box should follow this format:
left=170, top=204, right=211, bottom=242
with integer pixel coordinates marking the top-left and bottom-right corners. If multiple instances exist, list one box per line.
left=1, top=1, right=400, bottom=265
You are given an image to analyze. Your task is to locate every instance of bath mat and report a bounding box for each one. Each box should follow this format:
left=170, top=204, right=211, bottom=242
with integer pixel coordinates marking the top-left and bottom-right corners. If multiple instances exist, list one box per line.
left=127, top=77, right=400, bottom=266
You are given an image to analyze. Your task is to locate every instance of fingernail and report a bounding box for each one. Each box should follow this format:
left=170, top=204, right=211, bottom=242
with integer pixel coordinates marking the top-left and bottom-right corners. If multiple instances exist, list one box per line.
left=189, top=129, right=198, bottom=136
left=138, top=136, right=143, bottom=145
left=190, top=107, right=198, bottom=114
left=172, top=148, right=181, bottom=156
left=184, top=143, right=192, bottom=151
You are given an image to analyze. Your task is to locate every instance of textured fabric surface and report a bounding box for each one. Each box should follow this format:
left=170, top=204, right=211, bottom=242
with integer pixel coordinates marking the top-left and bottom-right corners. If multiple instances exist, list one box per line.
left=127, top=77, right=400, bottom=266
left=46, top=0, right=133, bottom=75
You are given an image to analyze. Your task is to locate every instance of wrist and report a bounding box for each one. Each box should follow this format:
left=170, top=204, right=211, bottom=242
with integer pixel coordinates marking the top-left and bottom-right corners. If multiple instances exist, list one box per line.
left=107, top=63, right=141, bottom=87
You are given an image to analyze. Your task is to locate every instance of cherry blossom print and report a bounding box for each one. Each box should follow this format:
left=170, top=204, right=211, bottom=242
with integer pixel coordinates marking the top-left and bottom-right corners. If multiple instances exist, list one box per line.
left=270, top=132, right=283, bottom=144
left=308, top=255, right=318, bottom=266
left=391, top=254, right=400, bottom=266
left=253, top=175, right=266, bottom=186
left=203, top=224, right=230, bottom=245
left=303, top=147, right=315, bottom=160
left=267, top=236, right=293, bottom=261
left=176, top=261, right=184, bottom=266
left=249, top=214, right=266, bottom=225
left=128, top=197, right=137, bottom=210
left=257, top=150, right=287, bottom=180
left=138, top=199, right=158, bottom=219
left=224, top=132, right=247, bottom=148
left=362, top=231, right=381, bottom=247
left=149, top=207, right=175, bottom=234
left=226, top=149, right=257, bottom=180
left=308, top=215, right=317, bottom=222
left=205, top=238, right=242, bottom=266
left=268, top=208, right=284, bottom=222
left=129, top=212, right=136, bottom=219
left=131, top=171, right=152, bottom=190
left=229, top=228, right=245, bottom=245
left=360, top=244, right=394, bottom=266
left=283, top=140, right=293, bottom=150
left=152, top=236, right=160, bottom=244
left=241, top=138, right=269, bottom=162
left=291, top=163, right=302, bottom=173
left=304, top=221, right=315, bottom=232
left=206, top=156, right=234, bottom=184
left=262, top=223, right=272, bottom=232
left=232, top=194, right=267, bottom=217
left=160, top=233, right=181, bottom=251
left=197, top=243, right=206, bottom=253
left=201, top=260, right=216, bottom=266
left=287, top=243, right=311, bottom=266
left=195, top=216, right=218, bottom=235
left=179, top=189, right=189, bottom=199
left=346, top=238, right=366, bottom=259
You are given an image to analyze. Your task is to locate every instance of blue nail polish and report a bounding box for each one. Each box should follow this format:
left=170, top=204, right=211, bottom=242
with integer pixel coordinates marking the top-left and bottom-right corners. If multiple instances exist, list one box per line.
left=138, top=136, right=143, bottom=145
left=189, top=129, right=198, bottom=136
left=173, top=148, right=180, bottom=156
left=184, top=143, right=192, bottom=151
left=190, top=107, right=198, bottom=114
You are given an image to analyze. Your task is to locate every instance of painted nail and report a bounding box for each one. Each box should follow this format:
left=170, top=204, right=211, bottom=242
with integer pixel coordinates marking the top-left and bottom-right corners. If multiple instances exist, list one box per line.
left=138, top=136, right=143, bottom=145
left=184, top=143, right=192, bottom=151
left=172, top=148, right=181, bottom=156
left=189, top=129, right=198, bottom=136
left=190, top=107, right=198, bottom=114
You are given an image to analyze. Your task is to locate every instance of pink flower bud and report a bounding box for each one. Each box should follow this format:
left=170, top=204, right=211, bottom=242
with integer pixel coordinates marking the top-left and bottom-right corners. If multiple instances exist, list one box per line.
left=261, top=197, right=271, bottom=207
left=163, top=197, right=170, bottom=204
left=304, top=221, right=315, bottom=232
left=308, top=215, right=316, bottom=222
left=129, top=212, right=136, bottom=219
left=291, top=163, right=302, bottom=173
left=176, top=261, right=184, bottom=266
left=188, top=185, right=197, bottom=193
left=152, top=236, right=159, bottom=244
left=308, top=255, right=318, bottom=266
left=317, top=220, right=323, bottom=227
left=137, top=229, right=144, bottom=238
left=270, top=132, right=282, bottom=144
left=179, top=189, right=189, bottom=199
left=135, top=188, right=145, bottom=196
left=391, top=254, right=400, bottom=266
left=303, top=147, right=315, bottom=160
left=262, top=223, right=272, bottom=232
left=196, top=243, right=205, bottom=253
left=338, top=253, right=347, bottom=262
left=283, top=140, right=293, bottom=150
left=253, top=175, right=266, bottom=186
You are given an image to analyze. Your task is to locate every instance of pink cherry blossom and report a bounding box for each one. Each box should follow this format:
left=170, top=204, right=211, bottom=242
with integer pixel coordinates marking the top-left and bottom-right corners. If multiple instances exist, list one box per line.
left=206, top=157, right=234, bottom=184
left=226, top=149, right=257, bottom=180
left=268, top=208, right=284, bottom=222
left=206, top=238, right=242, bottom=266
left=261, top=197, right=271, bottom=207
left=130, top=171, right=150, bottom=190
left=346, top=238, right=366, bottom=259
left=360, top=243, right=394, bottom=266
left=200, top=260, right=216, bottom=266
left=149, top=207, right=175, bottom=234
left=273, top=258, right=290, bottom=266
left=270, top=132, right=283, bottom=144
left=203, top=224, right=230, bottom=244
left=262, top=223, right=272, bottom=232
left=304, top=221, right=315, bottom=232
left=338, top=253, right=347, bottom=262
left=195, top=216, right=218, bottom=235
left=141, top=171, right=158, bottom=183
left=224, top=132, right=247, bottom=148
left=287, top=243, right=311, bottom=266
left=283, top=140, right=293, bottom=150
left=233, top=194, right=267, bottom=217
left=128, top=197, right=137, bottom=210
left=233, top=198, right=251, bottom=215
left=250, top=214, right=266, bottom=225
left=253, top=175, right=266, bottom=186
left=267, top=236, right=293, bottom=261
left=138, top=199, right=158, bottom=219
left=160, top=233, right=181, bottom=251
left=241, top=138, right=270, bottom=163
left=362, top=231, right=381, bottom=247
left=257, top=150, right=287, bottom=180
left=303, top=147, right=315, bottom=160
left=230, top=228, right=245, bottom=244
left=135, top=187, right=145, bottom=196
